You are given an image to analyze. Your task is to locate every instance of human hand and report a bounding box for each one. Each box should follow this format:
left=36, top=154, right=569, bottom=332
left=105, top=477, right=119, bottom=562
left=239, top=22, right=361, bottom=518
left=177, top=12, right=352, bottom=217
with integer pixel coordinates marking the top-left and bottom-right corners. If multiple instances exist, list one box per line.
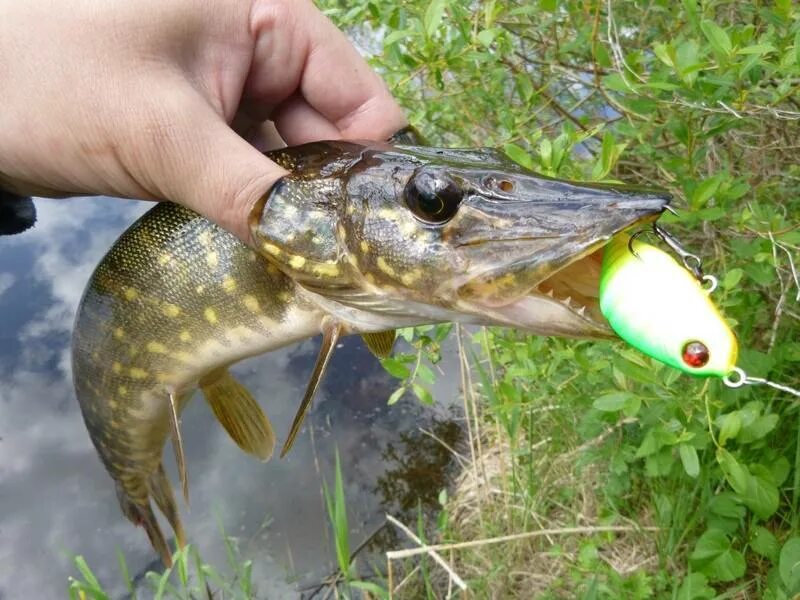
left=0, top=0, right=406, bottom=242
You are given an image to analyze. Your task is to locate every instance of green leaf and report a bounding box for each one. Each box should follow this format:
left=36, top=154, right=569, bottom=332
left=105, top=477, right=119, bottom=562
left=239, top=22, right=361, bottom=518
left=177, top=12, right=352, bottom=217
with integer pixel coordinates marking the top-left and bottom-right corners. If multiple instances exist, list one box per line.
left=412, top=382, right=434, bottom=405
left=739, top=414, right=779, bottom=444
left=690, top=174, right=724, bottom=209
left=384, top=29, right=414, bottom=46
left=423, top=0, right=447, bottom=37
left=679, top=443, right=700, bottom=478
left=700, top=20, right=732, bottom=57
left=477, top=29, right=497, bottom=47
left=717, top=448, right=749, bottom=495
left=780, top=538, right=800, bottom=592
left=593, top=391, right=634, bottom=412
left=722, top=268, right=744, bottom=290
left=387, top=387, right=406, bottom=405
left=381, top=357, right=410, bottom=379
left=744, top=464, right=779, bottom=519
left=690, top=529, right=746, bottom=582
left=751, top=526, right=780, bottom=562
left=676, top=572, right=716, bottom=600
left=503, top=143, right=534, bottom=170
left=737, top=44, right=776, bottom=56
left=718, top=412, right=741, bottom=446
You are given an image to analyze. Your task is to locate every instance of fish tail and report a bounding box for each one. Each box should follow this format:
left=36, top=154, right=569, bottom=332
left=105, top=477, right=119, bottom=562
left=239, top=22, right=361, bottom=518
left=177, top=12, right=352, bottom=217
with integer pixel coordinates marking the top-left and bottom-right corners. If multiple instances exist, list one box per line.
left=115, top=479, right=174, bottom=566
left=148, top=462, right=187, bottom=550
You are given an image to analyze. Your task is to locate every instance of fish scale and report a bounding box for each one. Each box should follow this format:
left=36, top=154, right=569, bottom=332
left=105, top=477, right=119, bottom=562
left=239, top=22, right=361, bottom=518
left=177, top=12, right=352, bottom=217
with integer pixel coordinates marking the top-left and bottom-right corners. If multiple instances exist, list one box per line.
left=73, top=138, right=671, bottom=564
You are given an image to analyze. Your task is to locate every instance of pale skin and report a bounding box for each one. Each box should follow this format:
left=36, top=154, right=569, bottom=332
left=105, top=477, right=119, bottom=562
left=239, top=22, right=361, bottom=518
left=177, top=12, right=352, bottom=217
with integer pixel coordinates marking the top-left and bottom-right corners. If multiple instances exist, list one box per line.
left=0, top=0, right=406, bottom=242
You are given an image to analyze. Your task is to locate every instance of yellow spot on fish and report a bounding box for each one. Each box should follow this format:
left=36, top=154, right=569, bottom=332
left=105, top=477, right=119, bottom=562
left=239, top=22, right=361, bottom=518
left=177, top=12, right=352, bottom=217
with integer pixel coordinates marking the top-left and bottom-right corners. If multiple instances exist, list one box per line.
left=113, top=327, right=125, bottom=339
left=266, top=263, right=280, bottom=275
left=365, top=273, right=376, bottom=284
left=129, top=368, right=148, bottom=379
left=176, top=351, right=194, bottom=363
left=108, top=400, right=118, bottom=409
left=222, top=276, right=237, bottom=293
left=360, top=240, right=370, bottom=253
left=206, top=251, right=219, bottom=268
left=112, top=362, right=122, bottom=374
left=118, top=386, right=127, bottom=396
left=243, top=295, right=261, bottom=312
left=312, top=262, right=340, bottom=277
left=204, top=307, right=218, bottom=325
left=401, top=269, right=423, bottom=286
left=158, top=253, right=172, bottom=266
left=179, top=330, right=192, bottom=342
left=262, top=243, right=281, bottom=255
left=400, top=221, right=417, bottom=236
left=147, top=341, right=168, bottom=354
left=162, top=303, right=181, bottom=318
left=124, top=287, right=139, bottom=301
left=312, top=236, right=323, bottom=245
left=198, top=230, right=212, bottom=246
left=289, top=255, right=306, bottom=269
left=378, top=208, right=400, bottom=222
left=377, top=257, right=397, bottom=278
left=196, top=285, right=206, bottom=295
left=277, top=291, right=292, bottom=302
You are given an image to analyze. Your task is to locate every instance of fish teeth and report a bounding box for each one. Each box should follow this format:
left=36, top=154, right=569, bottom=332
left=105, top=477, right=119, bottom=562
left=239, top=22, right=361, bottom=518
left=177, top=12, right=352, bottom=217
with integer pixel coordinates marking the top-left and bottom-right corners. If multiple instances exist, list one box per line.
left=576, top=306, right=586, bottom=317
left=563, top=296, right=572, bottom=307
left=545, top=289, right=554, bottom=298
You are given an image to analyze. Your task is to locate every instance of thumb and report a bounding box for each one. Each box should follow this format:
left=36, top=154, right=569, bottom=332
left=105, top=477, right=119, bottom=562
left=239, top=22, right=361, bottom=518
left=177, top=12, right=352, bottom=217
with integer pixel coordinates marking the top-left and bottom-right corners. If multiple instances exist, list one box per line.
left=136, top=91, right=288, bottom=244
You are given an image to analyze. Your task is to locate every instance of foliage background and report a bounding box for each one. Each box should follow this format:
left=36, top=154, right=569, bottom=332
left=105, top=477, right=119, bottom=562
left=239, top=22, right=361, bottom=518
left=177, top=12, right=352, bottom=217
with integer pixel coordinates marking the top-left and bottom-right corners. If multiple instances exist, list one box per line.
left=318, top=0, right=800, bottom=598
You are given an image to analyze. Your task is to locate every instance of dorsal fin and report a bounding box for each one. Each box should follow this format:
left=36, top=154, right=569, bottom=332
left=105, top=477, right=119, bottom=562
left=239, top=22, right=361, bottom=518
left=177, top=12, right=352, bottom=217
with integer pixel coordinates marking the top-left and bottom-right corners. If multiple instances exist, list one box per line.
left=361, top=330, right=396, bottom=358
left=200, top=369, right=275, bottom=461
left=281, top=321, right=343, bottom=458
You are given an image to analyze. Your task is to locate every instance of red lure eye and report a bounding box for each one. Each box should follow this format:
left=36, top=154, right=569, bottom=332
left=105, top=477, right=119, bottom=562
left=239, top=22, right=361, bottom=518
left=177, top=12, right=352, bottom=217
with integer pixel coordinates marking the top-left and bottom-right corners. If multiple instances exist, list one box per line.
left=682, top=341, right=710, bottom=368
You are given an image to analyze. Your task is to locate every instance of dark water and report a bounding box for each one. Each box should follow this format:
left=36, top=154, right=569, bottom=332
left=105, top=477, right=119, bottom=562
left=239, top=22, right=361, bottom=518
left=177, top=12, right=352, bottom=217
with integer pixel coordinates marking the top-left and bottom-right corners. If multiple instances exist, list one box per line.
left=0, top=197, right=462, bottom=598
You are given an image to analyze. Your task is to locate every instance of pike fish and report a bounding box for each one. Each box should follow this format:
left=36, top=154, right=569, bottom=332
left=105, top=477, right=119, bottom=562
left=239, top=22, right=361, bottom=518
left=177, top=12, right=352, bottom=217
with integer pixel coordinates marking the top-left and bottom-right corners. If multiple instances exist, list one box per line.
left=72, top=135, right=670, bottom=564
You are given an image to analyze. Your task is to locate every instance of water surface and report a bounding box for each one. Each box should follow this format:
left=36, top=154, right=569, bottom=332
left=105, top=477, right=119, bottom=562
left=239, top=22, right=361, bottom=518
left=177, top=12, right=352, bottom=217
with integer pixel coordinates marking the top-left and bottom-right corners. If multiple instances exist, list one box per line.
left=0, top=197, right=462, bottom=598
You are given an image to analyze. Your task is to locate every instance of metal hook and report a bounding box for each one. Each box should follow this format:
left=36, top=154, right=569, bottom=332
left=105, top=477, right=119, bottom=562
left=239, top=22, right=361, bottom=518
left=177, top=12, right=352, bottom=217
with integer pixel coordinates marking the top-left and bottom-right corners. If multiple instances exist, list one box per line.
left=652, top=223, right=706, bottom=282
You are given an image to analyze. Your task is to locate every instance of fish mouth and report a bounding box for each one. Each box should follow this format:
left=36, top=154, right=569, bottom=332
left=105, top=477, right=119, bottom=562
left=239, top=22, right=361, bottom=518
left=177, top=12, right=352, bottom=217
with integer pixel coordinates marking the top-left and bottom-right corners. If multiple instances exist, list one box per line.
left=461, top=241, right=612, bottom=339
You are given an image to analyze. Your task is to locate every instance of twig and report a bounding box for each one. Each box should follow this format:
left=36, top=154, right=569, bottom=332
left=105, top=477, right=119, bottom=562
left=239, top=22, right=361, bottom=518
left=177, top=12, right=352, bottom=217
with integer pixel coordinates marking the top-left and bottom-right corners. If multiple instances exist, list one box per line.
left=385, top=514, right=468, bottom=592
left=386, top=525, right=660, bottom=560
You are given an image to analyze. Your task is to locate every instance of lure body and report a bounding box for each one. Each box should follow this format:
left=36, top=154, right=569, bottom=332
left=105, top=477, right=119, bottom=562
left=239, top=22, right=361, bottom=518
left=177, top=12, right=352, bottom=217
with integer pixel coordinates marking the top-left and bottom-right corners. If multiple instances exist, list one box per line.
left=600, top=233, right=737, bottom=376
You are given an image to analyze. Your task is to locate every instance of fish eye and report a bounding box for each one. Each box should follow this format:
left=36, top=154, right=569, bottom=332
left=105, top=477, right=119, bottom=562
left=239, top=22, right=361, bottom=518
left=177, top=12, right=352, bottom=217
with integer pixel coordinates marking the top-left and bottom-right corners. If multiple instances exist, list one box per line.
left=405, top=169, right=463, bottom=224
left=682, top=340, right=710, bottom=368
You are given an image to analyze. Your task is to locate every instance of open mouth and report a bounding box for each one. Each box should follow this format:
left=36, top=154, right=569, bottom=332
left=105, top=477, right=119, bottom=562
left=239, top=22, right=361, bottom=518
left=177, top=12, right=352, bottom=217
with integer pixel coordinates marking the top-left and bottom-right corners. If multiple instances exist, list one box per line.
left=534, top=247, right=606, bottom=326
left=459, top=241, right=614, bottom=339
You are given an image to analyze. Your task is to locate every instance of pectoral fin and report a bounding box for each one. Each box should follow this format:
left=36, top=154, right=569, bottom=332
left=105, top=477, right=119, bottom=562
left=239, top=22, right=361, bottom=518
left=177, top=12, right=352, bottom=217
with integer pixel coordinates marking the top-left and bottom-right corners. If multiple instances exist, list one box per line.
left=200, top=369, right=275, bottom=461
left=167, top=391, right=189, bottom=504
left=361, top=330, right=396, bottom=358
left=280, top=321, right=342, bottom=458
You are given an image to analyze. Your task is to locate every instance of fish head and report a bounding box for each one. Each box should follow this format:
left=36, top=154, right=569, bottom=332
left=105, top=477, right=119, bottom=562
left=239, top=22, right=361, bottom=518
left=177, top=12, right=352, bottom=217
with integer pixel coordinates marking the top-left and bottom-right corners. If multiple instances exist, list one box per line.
left=251, top=142, right=671, bottom=338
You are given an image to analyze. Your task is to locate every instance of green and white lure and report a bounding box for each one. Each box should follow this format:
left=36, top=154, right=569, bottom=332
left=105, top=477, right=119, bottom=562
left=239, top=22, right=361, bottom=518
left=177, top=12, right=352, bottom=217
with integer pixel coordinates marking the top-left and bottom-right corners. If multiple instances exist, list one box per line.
left=599, top=228, right=799, bottom=398
left=599, top=232, right=737, bottom=377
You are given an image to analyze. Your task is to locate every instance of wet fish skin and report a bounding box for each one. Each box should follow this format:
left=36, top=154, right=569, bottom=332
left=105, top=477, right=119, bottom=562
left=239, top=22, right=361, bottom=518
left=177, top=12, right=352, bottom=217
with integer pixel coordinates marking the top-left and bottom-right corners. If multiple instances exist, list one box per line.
left=72, top=139, right=670, bottom=564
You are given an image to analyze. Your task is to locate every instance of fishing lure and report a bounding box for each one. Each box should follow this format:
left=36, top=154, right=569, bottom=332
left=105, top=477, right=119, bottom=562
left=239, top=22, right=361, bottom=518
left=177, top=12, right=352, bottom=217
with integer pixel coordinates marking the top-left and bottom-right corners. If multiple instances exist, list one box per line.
left=599, top=230, right=737, bottom=377
left=599, top=225, right=800, bottom=399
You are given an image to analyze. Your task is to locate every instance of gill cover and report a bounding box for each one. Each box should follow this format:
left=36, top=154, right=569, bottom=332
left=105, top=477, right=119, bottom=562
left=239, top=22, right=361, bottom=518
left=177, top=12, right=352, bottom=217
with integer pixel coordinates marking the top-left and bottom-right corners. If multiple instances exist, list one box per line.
left=599, top=233, right=737, bottom=377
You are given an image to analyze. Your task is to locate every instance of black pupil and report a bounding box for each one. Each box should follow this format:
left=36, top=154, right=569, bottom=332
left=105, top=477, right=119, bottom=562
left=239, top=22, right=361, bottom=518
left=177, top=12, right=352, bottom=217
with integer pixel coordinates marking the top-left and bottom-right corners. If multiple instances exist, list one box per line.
left=406, top=170, right=462, bottom=223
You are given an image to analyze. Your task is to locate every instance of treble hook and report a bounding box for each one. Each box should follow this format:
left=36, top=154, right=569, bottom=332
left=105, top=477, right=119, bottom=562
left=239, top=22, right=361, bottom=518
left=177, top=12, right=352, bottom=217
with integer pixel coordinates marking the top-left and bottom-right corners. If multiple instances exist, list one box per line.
left=652, top=222, right=705, bottom=282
